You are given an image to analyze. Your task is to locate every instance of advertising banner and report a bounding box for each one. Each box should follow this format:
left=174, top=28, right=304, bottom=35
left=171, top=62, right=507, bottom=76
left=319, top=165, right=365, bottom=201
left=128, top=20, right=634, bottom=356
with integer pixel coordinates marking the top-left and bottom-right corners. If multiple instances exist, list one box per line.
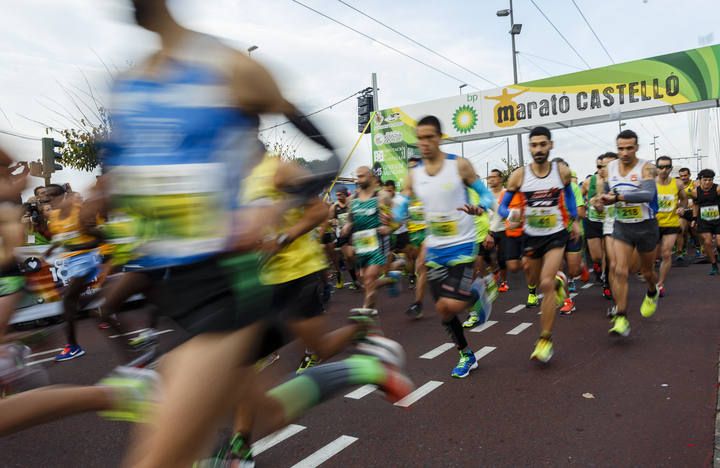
left=372, top=44, right=720, bottom=186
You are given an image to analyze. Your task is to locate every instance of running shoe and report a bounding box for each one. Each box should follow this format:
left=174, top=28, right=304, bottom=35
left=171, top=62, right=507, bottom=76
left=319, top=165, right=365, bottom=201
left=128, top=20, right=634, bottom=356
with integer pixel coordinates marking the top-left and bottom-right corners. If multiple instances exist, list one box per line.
left=592, top=263, right=602, bottom=282
left=602, top=285, right=613, bottom=300
left=580, top=265, right=590, bottom=283
left=658, top=285, right=666, bottom=297
left=526, top=293, right=540, bottom=308
left=606, top=304, right=617, bottom=318
left=462, top=311, right=480, bottom=328
left=559, top=298, right=576, bottom=315
left=640, top=289, right=659, bottom=318
left=568, top=279, right=577, bottom=293
left=451, top=349, right=478, bottom=379
left=336, top=278, right=344, bottom=289
left=530, top=338, right=553, bottom=363
left=128, top=329, right=158, bottom=351
left=296, top=352, right=320, bottom=374
left=609, top=314, right=630, bottom=336
left=405, top=302, right=423, bottom=320
left=710, top=264, right=719, bottom=276
left=98, top=366, right=159, bottom=423
left=408, top=274, right=416, bottom=290
left=349, top=308, right=380, bottom=338
left=497, top=281, right=509, bottom=293
left=55, top=344, right=85, bottom=362
left=555, top=273, right=568, bottom=307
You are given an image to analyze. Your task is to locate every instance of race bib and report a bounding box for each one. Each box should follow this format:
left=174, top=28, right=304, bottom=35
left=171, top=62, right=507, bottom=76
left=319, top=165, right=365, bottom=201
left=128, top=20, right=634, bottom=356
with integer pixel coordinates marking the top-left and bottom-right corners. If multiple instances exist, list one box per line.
left=352, top=228, right=379, bottom=254
left=337, top=212, right=349, bottom=228
left=700, top=205, right=720, bottom=221
left=525, top=207, right=558, bottom=230
left=408, top=205, right=425, bottom=222
left=657, top=194, right=675, bottom=213
left=428, top=214, right=459, bottom=237
left=616, top=204, right=643, bottom=221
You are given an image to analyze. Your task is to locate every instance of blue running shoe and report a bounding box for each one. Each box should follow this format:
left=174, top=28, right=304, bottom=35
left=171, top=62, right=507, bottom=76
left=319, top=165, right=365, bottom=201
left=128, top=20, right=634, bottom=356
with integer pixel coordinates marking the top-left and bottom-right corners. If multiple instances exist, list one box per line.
left=387, top=271, right=401, bottom=297
left=568, top=279, right=577, bottom=293
left=451, top=350, right=477, bottom=379
left=55, top=344, right=85, bottom=362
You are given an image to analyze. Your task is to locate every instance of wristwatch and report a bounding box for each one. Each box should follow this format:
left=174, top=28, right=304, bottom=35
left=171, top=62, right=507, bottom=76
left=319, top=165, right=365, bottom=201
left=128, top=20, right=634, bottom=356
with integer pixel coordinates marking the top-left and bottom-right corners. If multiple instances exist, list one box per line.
left=276, top=233, right=291, bottom=247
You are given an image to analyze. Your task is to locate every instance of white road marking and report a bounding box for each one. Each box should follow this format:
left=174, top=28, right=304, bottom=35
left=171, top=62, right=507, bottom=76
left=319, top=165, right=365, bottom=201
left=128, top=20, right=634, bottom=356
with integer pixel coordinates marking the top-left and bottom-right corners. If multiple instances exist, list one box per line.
left=582, top=282, right=594, bottom=289
left=108, top=328, right=148, bottom=339
left=290, top=435, right=358, bottom=468
left=394, top=380, right=444, bottom=408
left=505, top=304, right=525, bottom=314
left=471, top=320, right=498, bottom=333
left=419, top=343, right=455, bottom=360
left=570, top=292, right=579, bottom=299
left=109, top=329, right=174, bottom=339
left=27, top=356, right=56, bottom=366
left=507, top=322, right=533, bottom=335
left=344, top=384, right=377, bottom=400
left=28, top=348, right=64, bottom=358
left=474, top=346, right=496, bottom=360
left=252, top=424, right=306, bottom=456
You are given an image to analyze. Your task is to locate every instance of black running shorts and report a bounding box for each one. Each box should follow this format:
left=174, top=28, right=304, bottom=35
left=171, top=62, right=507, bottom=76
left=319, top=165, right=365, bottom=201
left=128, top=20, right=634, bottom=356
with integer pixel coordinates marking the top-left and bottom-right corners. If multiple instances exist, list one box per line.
left=523, top=230, right=569, bottom=259
left=426, top=261, right=476, bottom=303
left=583, top=219, right=604, bottom=240
left=612, top=219, right=659, bottom=253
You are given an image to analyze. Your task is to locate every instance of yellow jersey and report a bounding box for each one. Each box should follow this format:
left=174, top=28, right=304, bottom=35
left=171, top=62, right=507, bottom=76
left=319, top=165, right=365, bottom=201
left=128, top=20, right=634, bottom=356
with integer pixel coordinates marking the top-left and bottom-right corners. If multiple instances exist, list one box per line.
left=242, top=156, right=327, bottom=285
left=47, top=202, right=99, bottom=255
left=656, top=178, right=680, bottom=227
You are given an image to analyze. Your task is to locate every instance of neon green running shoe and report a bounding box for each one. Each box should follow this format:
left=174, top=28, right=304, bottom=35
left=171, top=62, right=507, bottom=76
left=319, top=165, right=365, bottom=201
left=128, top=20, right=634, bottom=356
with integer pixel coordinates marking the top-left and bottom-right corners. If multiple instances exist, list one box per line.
left=462, top=311, right=480, bottom=328
left=640, top=289, right=659, bottom=318
left=609, top=315, right=631, bottom=337
left=530, top=338, right=553, bottom=363
left=98, top=366, right=158, bottom=423
left=526, top=293, right=540, bottom=308
left=296, top=353, right=321, bottom=374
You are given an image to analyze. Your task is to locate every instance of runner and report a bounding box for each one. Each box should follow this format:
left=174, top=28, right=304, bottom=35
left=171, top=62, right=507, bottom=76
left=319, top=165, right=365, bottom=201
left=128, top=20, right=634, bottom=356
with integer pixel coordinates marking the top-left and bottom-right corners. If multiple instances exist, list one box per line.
left=341, top=166, right=392, bottom=309
left=329, top=186, right=359, bottom=289
left=404, top=156, right=428, bottom=319
left=44, top=183, right=103, bottom=361
left=463, top=187, right=496, bottom=328
left=689, top=169, right=720, bottom=275
left=655, top=155, right=687, bottom=294
left=596, top=129, right=660, bottom=336
left=0, top=151, right=28, bottom=344
left=582, top=155, right=610, bottom=283
left=395, top=115, right=495, bottom=378
left=590, top=152, right=619, bottom=302
left=498, top=126, right=580, bottom=362
left=487, top=169, right=509, bottom=292
left=676, top=167, right=697, bottom=261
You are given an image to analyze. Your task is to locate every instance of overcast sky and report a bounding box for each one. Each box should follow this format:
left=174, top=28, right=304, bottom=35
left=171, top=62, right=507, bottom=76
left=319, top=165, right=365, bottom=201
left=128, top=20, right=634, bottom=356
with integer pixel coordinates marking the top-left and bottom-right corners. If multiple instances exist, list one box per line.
left=2, top=0, right=720, bottom=195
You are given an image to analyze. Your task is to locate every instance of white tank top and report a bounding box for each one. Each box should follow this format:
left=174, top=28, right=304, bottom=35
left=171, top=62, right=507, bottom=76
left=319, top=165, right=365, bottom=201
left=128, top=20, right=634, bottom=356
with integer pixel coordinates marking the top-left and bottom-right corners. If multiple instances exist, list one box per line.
left=412, top=155, right=476, bottom=249
left=489, top=190, right=506, bottom=233
left=607, top=158, right=656, bottom=223
left=520, top=161, right=567, bottom=237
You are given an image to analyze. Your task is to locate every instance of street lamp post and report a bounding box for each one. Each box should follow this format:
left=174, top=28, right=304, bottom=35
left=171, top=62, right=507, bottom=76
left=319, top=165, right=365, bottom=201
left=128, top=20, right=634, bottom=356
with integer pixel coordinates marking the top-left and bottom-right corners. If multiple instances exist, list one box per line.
left=650, top=135, right=659, bottom=159
left=247, top=45, right=258, bottom=56
left=459, top=84, right=467, bottom=158
left=497, top=1, right=524, bottom=166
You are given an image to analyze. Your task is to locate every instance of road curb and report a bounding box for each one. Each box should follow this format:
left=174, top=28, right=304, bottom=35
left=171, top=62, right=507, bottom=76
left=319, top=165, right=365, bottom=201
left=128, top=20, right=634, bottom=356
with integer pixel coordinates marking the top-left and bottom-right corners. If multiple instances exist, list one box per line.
left=714, top=350, right=720, bottom=467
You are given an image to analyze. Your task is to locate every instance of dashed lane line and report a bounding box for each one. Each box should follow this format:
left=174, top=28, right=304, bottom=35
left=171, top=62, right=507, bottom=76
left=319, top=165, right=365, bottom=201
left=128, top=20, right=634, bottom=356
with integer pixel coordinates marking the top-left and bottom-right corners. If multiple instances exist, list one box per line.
left=471, top=320, right=498, bottom=333
left=419, top=343, right=455, bottom=360
left=507, top=322, right=533, bottom=335
left=394, top=380, right=444, bottom=408
left=290, top=435, right=358, bottom=468
left=344, top=384, right=377, bottom=400
left=253, top=424, right=306, bottom=456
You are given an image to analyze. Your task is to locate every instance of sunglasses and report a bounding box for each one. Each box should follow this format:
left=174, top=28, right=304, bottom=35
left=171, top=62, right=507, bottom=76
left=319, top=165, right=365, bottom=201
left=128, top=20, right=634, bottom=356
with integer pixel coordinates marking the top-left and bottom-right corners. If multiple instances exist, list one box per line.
left=657, top=165, right=672, bottom=170
left=596, top=165, right=605, bottom=169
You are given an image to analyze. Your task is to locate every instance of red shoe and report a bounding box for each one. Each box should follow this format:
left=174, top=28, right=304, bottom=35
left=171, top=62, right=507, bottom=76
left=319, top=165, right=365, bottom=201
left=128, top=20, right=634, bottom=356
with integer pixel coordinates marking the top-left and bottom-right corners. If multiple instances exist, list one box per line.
left=559, top=298, right=576, bottom=315
left=602, top=286, right=612, bottom=300
left=658, top=285, right=665, bottom=298
left=580, top=265, right=590, bottom=283
left=98, top=322, right=111, bottom=330
left=498, top=281, right=509, bottom=293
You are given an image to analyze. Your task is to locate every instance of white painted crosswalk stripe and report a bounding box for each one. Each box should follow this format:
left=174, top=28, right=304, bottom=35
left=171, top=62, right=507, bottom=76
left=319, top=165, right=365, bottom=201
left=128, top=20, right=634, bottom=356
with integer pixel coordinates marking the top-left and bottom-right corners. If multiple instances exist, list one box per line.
left=505, top=304, right=525, bottom=314
left=419, top=343, right=455, bottom=360
left=252, top=424, right=306, bottom=456
left=582, top=282, right=594, bottom=289
left=27, top=356, right=55, bottom=366
left=28, top=348, right=64, bottom=358
left=394, top=380, right=444, bottom=408
left=290, top=435, right=358, bottom=468
left=474, top=346, right=496, bottom=360
left=344, top=384, right=377, bottom=400
left=507, top=322, right=533, bottom=335
left=471, top=320, right=498, bottom=333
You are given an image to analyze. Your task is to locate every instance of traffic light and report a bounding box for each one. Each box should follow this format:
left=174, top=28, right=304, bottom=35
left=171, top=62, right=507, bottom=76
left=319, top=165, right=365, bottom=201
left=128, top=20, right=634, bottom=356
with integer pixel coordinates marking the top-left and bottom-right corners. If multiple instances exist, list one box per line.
left=357, top=92, right=374, bottom=134
left=41, top=137, right=63, bottom=176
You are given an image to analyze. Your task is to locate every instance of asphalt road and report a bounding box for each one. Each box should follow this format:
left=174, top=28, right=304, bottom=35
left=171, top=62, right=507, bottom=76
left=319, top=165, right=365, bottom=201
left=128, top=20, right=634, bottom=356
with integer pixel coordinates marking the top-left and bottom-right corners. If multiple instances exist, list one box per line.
left=1, top=259, right=718, bottom=467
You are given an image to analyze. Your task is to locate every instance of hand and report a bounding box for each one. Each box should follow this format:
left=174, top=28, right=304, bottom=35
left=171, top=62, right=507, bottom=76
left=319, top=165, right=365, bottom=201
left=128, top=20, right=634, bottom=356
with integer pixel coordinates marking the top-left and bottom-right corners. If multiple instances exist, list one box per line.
left=483, top=234, right=495, bottom=250
left=690, top=220, right=697, bottom=228
left=676, top=208, right=685, bottom=217
left=600, top=193, right=617, bottom=205
left=458, top=204, right=484, bottom=216
left=379, top=211, right=393, bottom=225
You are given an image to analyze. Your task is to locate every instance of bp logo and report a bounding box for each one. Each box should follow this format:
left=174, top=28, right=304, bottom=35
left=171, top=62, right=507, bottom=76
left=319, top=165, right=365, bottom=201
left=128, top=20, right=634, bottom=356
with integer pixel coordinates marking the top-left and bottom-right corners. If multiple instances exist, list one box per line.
left=452, top=105, right=478, bottom=134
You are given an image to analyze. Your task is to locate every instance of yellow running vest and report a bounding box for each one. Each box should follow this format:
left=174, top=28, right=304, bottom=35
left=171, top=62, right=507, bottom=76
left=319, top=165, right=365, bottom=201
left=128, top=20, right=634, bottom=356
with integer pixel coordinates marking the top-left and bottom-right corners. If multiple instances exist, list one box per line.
left=656, top=179, right=680, bottom=228
left=242, top=156, right=327, bottom=285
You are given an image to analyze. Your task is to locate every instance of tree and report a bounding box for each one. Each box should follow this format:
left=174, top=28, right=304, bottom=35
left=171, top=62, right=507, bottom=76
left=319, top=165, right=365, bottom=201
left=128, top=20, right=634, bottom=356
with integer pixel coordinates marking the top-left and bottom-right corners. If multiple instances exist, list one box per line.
left=499, top=156, right=522, bottom=183
left=54, top=106, right=111, bottom=172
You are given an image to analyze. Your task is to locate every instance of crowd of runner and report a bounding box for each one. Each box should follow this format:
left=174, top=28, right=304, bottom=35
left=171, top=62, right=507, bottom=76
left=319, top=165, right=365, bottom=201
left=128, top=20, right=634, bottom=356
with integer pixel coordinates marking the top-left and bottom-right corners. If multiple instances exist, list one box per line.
left=1, top=1, right=719, bottom=466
